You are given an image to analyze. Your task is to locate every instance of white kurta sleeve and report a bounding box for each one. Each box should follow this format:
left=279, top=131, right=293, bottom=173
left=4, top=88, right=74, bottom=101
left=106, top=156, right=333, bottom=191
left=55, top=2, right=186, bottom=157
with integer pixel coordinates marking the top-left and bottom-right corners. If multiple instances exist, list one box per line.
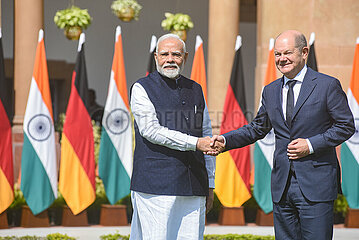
left=130, top=82, right=198, bottom=151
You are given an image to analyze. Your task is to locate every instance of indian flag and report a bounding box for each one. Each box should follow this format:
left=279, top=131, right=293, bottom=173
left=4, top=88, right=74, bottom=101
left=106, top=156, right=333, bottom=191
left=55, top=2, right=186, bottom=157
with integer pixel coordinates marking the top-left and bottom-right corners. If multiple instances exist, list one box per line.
left=21, top=29, right=57, bottom=215
left=99, top=26, right=133, bottom=204
left=253, top=38, right=277, bottom=214
left=341, top=37, right=359, bottom=209
left=191, top=35, right=207, bottom=101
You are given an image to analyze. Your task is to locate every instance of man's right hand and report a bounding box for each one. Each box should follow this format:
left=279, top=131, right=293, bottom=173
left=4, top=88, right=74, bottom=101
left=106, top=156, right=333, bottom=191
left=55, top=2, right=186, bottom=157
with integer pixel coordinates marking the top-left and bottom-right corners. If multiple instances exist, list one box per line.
left=206, top=135, right=225, bottom=156
left=196, top=136, right=213, bottom=152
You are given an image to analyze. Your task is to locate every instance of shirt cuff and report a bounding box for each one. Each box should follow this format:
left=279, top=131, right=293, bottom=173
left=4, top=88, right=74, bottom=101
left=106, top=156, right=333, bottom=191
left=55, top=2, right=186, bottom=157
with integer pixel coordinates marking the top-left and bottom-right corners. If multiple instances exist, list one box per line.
left=221, top=135, right=226, bottom=146
left=306, top=138, right=314, bottom=154
left=188, top=136, right=198, bottom=151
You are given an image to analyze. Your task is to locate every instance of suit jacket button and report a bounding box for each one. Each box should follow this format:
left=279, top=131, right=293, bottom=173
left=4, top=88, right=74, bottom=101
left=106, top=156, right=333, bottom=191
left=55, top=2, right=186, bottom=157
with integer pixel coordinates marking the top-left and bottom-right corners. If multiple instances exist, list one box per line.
left=182, top=100, right=186, bottom=105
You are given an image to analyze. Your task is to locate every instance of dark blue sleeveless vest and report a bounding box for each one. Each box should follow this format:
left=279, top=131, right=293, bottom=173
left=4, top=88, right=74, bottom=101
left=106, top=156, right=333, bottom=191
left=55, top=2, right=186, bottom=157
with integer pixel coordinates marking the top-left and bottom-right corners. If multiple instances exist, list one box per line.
left=130, top=71, right=209, bottom=196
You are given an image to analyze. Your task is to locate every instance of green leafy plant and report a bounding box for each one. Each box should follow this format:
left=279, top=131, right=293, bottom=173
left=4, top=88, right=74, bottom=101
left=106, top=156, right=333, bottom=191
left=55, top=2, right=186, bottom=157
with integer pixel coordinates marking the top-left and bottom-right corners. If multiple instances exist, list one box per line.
left=204, top=234, right=275, bottom=240
left=55, top=113, right=65, bottom=137
left=87, top=176, right=109, bottom=224
left=206, top=192, right=221, bottom=223
left=111, top=0, right=142, bottom=20
left=54, top=6, right=92, bottom=29
left=50, top=191, right=66, bottom=208
left=95, top=176, right=109, bottom=205
left=161, top=12, right=194, bottom=31
left=100, top=233, right=274, bottom=240
left=46, top=233, right=76, bottom=240
left=100, top=232, right=130, bottom=240
left=0, top=236, right=42, bottom=240
left=0, top=233, right=76, bottom=240
left=243, top=185, right=260, bottom=209
left=334, top=193, right=348, bottom=217
left=92, top=121, right=101, bottom=165
left=9, top=183, right=26, bottom=209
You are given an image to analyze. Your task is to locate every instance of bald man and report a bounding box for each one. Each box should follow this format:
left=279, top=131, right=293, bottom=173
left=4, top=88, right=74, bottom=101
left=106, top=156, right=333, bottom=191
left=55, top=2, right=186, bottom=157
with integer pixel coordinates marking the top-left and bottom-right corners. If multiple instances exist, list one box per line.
left=209, top=30, right=354, bottom=239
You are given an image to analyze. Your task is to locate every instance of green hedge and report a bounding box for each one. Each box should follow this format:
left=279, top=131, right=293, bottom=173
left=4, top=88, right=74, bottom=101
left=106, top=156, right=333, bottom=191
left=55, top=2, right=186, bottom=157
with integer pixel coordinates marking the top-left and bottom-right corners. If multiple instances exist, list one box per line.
left=0, top=233, right=75, bottom=240
left=204, top=234, right=275, bottom=240
left=99, top=233, right=274, bottom=240
left=0, top=233, right=275, bottom=240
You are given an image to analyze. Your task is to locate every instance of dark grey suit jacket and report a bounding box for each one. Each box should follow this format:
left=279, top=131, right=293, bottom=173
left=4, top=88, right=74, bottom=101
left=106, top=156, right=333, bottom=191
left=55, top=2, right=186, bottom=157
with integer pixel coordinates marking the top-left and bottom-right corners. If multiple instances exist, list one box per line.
left=223, top=67, right=355, bottom=203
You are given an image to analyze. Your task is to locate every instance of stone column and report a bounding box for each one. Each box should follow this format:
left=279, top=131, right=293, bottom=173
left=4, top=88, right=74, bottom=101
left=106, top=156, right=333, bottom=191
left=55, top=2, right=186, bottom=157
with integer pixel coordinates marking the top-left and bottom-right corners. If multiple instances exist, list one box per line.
left=13, top=0, right=43, bottom=129
left=208, top=0, right=239, bottom=132
left=13, top=0, right=43, bottom=183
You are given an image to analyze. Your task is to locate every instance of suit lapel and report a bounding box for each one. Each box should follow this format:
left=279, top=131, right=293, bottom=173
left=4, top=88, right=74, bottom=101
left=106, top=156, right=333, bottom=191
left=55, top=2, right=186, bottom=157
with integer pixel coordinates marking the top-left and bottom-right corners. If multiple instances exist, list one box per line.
left=292, top=68, right=317, bottom=120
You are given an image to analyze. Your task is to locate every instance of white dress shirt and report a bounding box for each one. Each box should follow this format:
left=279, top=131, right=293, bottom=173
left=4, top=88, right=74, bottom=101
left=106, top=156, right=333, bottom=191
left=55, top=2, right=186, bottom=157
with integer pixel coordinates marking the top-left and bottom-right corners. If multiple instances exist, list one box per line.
left=130, top=82, right=216, bottom=188
left=282, top=65, right=314, bottom=154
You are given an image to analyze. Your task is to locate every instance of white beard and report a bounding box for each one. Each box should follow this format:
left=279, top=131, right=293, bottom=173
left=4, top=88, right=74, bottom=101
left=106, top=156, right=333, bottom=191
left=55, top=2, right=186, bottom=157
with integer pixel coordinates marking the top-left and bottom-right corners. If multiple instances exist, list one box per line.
left=156, top=61, right=184, bottom=79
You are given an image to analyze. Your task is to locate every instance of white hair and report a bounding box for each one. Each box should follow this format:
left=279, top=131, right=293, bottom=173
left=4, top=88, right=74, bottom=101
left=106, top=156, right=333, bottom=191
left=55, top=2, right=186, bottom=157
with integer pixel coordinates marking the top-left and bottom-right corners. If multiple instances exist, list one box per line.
left=156, top=33, right=186, bottom=53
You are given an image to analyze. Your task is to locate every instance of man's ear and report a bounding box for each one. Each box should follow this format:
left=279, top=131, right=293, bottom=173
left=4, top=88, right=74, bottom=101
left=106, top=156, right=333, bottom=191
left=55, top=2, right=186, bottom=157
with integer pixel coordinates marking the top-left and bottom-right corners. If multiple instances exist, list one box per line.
left=302, top=46, right=309, bottom=58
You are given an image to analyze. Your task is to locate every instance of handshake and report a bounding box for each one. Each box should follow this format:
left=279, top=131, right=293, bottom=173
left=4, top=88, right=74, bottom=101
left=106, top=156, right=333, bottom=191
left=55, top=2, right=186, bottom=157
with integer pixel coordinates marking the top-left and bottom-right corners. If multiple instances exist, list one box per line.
left=196, top=135, right=225, bottom=156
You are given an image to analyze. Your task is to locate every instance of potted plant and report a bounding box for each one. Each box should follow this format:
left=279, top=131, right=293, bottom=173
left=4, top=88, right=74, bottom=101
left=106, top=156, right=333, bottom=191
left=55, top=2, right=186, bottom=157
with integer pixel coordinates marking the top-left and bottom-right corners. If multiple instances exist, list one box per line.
left=98, top=172, right=131, bottom=226
left=48, top=192, right=66, bottom=226
left=87, top=176, right=109, bottom=225
left=161, top=12, right=194, bottom=41
left=7, top=184, right=26, bottom=227
left=333, top=194, right=347, bottom=224
left=206, top=192, right=221, bottom=224
left=243, top=196, right=259, bottom=223
left=111, top=0, right=142, bottom=22
left=54, top=5, right=92, bottom=40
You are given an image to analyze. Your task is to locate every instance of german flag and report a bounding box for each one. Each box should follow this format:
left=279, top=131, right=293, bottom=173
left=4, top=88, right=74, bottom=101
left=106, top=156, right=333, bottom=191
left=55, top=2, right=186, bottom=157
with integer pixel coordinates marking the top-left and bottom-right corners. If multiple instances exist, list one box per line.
left=146, top=35, right=157, bottom=76
left=191, top=35, right=207, bottom=101
left=215, top=36, right=251, bottom=207
left=0, top=29, right=14, bottom=214
left=59, top=33, right=95, bottom=215
left=307, top=32, right=318, bottom=71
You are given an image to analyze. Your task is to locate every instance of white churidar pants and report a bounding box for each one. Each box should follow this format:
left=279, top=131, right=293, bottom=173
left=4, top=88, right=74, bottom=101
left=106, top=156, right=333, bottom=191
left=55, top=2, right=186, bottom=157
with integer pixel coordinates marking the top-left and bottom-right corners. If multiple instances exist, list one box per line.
left=130, top=191, right=206, bottom=240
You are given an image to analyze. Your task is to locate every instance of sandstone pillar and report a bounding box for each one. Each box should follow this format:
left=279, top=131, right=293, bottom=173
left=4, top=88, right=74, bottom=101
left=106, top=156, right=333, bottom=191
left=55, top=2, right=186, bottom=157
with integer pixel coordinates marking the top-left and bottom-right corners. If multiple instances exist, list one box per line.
left=13, top=0, right=43, bottom=182
left=13, top=0, right=43, bottom=129
left=208, top=0, right=239, bottom=132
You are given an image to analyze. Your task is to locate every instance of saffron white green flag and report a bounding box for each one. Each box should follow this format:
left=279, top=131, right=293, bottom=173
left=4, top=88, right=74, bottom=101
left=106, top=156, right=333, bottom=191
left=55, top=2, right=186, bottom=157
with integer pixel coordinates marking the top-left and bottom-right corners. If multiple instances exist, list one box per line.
left=21, top=29, right=57, bottom=215
left=253, top=38, right=276, bottom=214
left=99, top=26, right=133, bottom=204
left=341, top=37, right=359, bottom=209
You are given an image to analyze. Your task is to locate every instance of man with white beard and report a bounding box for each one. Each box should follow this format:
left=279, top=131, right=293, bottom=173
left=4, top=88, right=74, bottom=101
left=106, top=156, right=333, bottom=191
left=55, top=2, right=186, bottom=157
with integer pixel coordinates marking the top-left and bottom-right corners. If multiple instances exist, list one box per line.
left=129, top=34, right=216, bottom=240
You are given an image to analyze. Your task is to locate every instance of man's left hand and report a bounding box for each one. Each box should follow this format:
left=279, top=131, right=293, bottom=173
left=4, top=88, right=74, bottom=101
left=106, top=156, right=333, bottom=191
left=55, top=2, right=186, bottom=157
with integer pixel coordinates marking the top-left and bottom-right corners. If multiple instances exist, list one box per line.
left=206, top=188, right=214, bottom=214
left=287, top=138, right=310, bottom=159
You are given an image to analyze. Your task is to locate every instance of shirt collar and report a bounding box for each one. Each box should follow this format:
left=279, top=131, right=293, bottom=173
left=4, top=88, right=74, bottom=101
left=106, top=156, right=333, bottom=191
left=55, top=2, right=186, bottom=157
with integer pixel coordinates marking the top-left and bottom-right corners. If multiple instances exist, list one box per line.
left=283, top=65, right=307, bottom=86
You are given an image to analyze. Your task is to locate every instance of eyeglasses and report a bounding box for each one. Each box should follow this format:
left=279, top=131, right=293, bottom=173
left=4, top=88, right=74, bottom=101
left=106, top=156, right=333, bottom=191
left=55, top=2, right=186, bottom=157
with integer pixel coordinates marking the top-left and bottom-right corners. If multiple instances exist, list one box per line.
left=156, top=51, right=184, bottom=60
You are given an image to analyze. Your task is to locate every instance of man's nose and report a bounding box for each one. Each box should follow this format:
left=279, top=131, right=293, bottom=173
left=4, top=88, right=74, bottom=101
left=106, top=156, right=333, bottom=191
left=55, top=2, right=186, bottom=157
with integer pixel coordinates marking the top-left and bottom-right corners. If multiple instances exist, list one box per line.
left=166, top=54, right=175, bottom=62
left=278, top=54, right=286, bottom=62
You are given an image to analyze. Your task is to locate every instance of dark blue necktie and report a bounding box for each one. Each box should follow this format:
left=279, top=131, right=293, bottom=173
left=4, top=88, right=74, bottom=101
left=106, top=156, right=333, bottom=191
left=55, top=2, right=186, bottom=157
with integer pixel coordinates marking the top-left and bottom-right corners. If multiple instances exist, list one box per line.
left=286, top=80, right=296, bottom=128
